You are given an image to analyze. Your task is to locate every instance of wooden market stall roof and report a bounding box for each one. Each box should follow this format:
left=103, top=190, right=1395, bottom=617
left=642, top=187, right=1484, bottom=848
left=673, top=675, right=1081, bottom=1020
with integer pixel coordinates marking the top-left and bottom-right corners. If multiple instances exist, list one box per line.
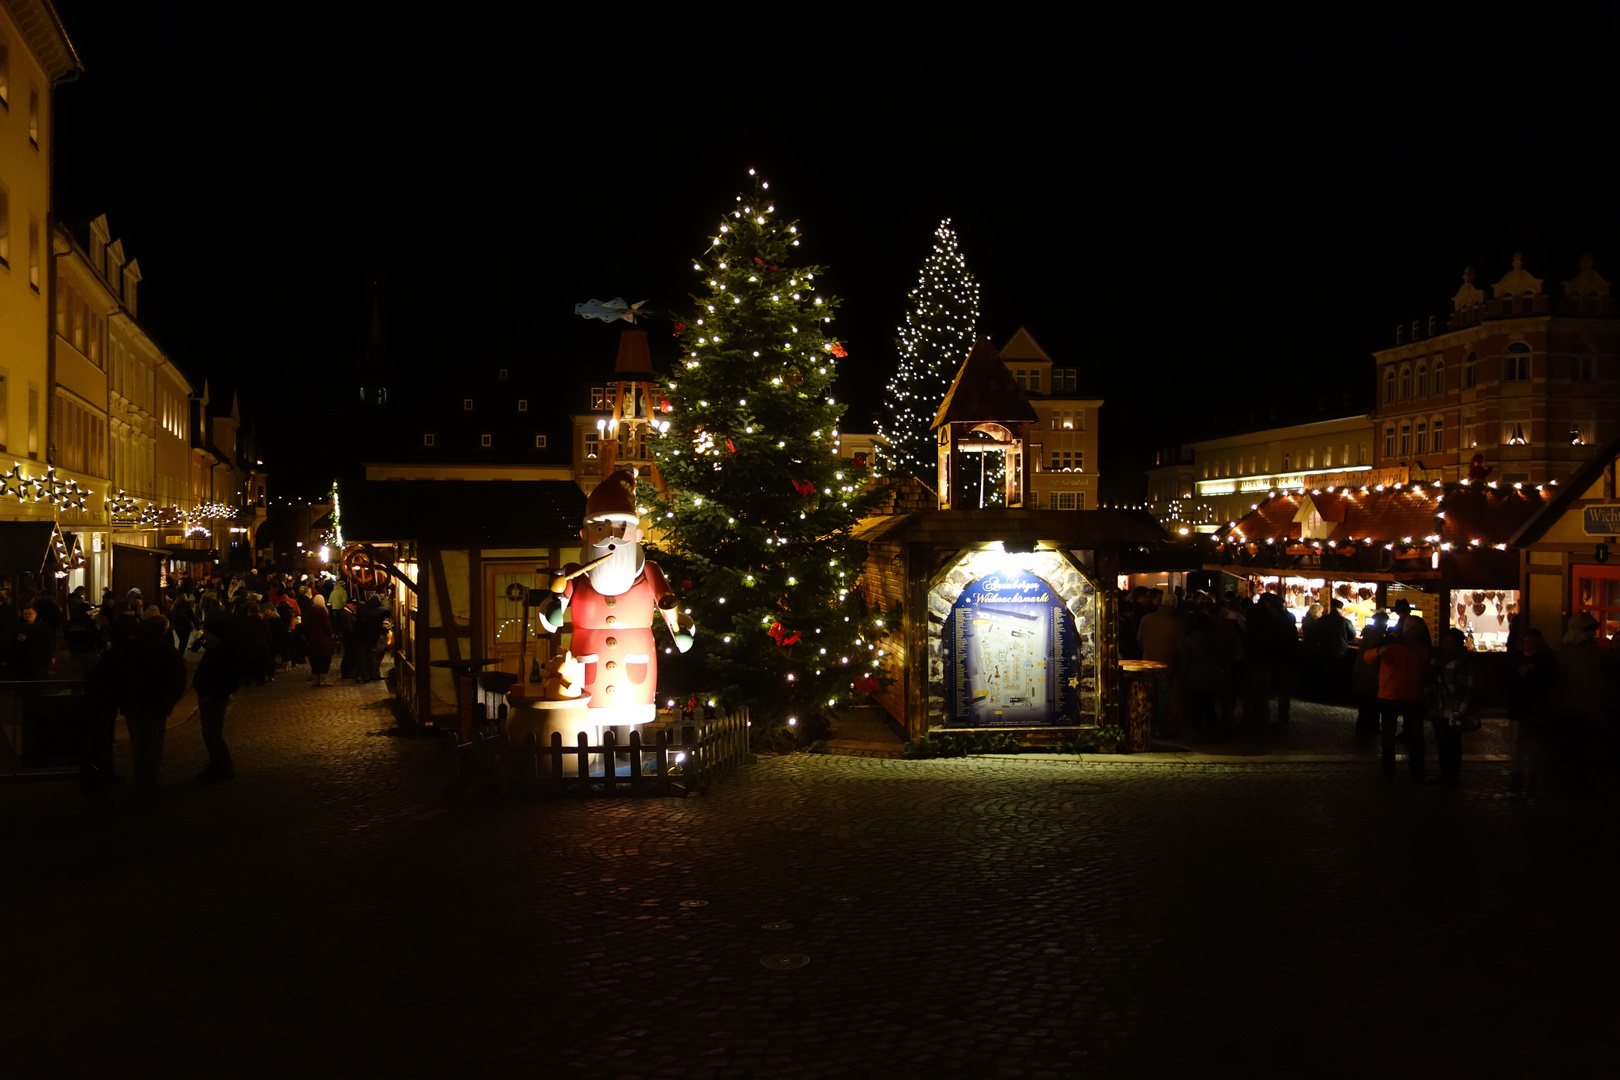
left=1509, top=431, right=1620, bottom=547
left=340, top=480, right=587, bottom=547
left=1206, top=480, right=1558, bottom=586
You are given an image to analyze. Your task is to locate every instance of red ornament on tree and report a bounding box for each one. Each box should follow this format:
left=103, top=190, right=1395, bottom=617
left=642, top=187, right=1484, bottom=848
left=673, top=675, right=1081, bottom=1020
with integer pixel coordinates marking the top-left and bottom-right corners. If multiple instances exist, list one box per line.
left=854, top=672, right=879, bottom=694
left=672, top=321, right=687, bottom=337
left=660, top=396, right=673, bottom=414
left=725, top=437, right=737, bottom=453
left=829, top=341, right=848, bottom=358
left=753, top=256, right=779, bottom=271
left=792, top=479, right=816, bottom=497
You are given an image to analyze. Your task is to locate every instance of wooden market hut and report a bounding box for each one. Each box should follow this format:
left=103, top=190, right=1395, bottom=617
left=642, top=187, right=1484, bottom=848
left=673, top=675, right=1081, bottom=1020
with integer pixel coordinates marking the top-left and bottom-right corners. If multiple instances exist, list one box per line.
left=1510, top=432, right=1620, bottom=644
left=339, top=479, right=587, bottom=728
left=855, top=506, right=1173, bottom=740
left=854, top=338, right=1171, bottom=742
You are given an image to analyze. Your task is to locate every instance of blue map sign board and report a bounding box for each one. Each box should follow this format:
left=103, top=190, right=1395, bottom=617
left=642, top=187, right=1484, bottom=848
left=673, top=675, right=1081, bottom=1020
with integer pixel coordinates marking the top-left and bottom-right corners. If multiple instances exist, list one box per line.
left=943, top=570, right=1078, bottom=727
left=1583, top=505, right=1620, bottom=536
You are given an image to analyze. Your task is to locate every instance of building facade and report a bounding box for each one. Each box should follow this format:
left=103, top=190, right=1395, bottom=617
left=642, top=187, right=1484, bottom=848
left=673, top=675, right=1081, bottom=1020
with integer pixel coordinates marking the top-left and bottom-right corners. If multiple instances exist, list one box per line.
left=1373, top=254, right=1619, bottom=486
left=998, top=328, right=1102, bottom=511
left=1147, top=414, right=1385, bottom=533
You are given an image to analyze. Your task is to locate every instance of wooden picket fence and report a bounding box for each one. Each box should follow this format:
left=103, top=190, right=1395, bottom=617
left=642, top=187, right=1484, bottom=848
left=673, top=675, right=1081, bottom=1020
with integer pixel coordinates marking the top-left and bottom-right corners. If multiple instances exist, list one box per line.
left=444, top=708, right=751, bottom=801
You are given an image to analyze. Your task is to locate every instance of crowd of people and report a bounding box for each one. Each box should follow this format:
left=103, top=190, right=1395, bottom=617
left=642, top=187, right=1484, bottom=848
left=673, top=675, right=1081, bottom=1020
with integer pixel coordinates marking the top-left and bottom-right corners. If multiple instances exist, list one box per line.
left=1119, top=584, right=1619, bottom=789
left=0, top=570, right=396, bottom=798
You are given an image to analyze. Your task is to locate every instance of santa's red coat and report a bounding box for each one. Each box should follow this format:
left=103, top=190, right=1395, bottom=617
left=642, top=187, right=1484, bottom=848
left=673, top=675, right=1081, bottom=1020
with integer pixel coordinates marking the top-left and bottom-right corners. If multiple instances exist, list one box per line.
left=562, top=561, right=675, bottom=725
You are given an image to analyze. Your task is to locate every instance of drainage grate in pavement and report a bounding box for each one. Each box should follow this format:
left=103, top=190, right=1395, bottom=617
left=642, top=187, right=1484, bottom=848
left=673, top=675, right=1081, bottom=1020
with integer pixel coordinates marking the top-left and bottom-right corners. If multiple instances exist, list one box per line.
left=760, top=953, right=810, bottom=970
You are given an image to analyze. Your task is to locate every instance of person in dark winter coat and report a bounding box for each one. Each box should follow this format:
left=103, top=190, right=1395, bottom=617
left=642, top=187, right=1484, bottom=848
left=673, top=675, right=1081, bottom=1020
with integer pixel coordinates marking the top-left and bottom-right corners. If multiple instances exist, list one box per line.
left=353, top=596, right=393, bottom=683
left=119, top=615, right=189, bottom=798
left=237, top=604, right=274, bottom=686
left=305, top=594, right=336, bottom=687
left=194, top=617, right=243, bottom=781
left=1505, top=627, right=1557, bottom=793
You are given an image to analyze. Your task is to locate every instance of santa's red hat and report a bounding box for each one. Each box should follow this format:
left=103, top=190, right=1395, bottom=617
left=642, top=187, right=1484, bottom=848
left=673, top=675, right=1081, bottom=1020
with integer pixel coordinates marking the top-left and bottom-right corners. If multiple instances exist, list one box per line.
left=585, top=468, right=640, bottom=524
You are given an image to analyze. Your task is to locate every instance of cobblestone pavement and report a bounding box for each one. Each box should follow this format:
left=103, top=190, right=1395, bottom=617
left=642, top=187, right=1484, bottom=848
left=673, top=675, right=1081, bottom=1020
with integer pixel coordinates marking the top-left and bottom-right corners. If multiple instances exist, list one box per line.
left=3, top=664, right=1617, bottom=1078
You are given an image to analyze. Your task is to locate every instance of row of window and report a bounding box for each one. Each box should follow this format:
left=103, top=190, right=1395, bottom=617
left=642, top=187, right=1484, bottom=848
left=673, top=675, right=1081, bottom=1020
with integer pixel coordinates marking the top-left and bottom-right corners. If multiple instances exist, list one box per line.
left=1383, top=343, right=1599, bottom=403
left=1049, top=492, right=1085, bottom=510
left=0, top=191, right=41, bottom=287
left=1013, top=368, right=1081, bottom=394
left=464, top=398, right=529, bottom=412
left=1049, top=410, right=1085, bottom=431
left=1383, top=418, right=1446, bottom=459
left=1204, top=444, right=1372, bottom=478
left=1047, top=451, right=1084, bottom=471
left=423, top=434, right=548, bottom=449
left=0, top=41, right=43, bottom=145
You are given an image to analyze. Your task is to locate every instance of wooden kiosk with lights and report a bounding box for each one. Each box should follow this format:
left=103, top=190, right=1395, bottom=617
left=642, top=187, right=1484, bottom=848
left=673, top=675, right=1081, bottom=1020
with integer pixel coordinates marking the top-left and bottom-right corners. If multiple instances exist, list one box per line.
left=855, top=339, right=1171, bottom=747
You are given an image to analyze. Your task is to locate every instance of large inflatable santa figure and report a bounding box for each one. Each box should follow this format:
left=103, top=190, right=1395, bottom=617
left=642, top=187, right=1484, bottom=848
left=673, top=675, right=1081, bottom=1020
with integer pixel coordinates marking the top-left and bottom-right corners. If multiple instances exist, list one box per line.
left=535, top=468, right=694, bottom=726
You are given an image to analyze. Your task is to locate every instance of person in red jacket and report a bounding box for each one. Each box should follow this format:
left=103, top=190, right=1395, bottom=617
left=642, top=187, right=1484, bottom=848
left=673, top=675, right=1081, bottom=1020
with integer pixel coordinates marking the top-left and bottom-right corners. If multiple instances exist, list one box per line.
left=1365, top=616, right=1433, bottom=781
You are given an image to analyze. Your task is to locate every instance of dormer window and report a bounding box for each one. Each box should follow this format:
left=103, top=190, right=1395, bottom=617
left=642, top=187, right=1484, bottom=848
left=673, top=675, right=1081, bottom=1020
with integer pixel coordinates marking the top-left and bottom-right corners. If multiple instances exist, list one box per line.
left=498, top=368, right=509, bottom=380
left=423, top=434, right=435, bottom=446
left=535, top=435, right=547, bottom=449
left=518, top=399, right=528, bottom=412
left=481, top=434, right=492, bottom=447
left=463, top=398, right=474, bottom=410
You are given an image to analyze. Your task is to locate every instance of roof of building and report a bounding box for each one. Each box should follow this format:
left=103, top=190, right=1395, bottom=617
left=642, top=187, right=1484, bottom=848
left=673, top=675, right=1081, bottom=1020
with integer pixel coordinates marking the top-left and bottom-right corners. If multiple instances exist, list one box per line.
left=340, top=480, right=587, bottom=547
left=1509, top=430, right=1620, bottom=547
left=931, top=338, right=1039, bottom=430
left=1218, top=480, right=1555, bottom=547
left=7, top=0, right=82, bottom=82
left=998, top=326, right=1052, bottom=364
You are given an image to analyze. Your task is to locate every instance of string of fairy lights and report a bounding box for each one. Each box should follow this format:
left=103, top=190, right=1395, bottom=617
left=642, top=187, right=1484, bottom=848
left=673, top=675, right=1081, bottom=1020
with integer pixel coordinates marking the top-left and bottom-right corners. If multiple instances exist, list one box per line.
left=878, top=219, right=980, bottom=483
left=1206, top=477, right=1558, bottom=559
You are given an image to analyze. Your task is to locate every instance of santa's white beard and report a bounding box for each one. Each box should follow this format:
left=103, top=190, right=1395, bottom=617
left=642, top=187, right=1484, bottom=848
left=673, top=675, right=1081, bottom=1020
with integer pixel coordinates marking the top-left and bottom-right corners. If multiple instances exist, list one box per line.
left=585, top=541, right=644, bottom=596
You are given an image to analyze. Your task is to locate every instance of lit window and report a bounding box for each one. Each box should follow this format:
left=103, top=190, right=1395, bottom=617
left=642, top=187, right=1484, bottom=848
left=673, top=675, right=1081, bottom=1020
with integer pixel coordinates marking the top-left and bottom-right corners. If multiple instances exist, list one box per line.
left=584, top=431, right=600, bottom=459
left=480, top=434, right=492, bottom=447
left=535, top=435, right=547, bottom=449
left=590, top=387, right=607, bottom=410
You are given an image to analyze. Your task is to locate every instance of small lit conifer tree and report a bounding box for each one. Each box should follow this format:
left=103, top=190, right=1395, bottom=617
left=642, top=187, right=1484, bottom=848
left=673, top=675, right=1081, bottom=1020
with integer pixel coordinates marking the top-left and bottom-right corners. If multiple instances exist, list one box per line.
left=645, top=172, right=883, bottom=734
left=878, top=219, right=981, bottom=484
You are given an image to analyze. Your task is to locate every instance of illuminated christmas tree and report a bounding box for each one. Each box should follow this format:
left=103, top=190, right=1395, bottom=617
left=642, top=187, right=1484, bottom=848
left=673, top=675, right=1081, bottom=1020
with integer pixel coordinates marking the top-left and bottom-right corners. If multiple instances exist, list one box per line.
left=878, top=219, right=981, bottom=484
left=646, top=172, right=883, bottom=735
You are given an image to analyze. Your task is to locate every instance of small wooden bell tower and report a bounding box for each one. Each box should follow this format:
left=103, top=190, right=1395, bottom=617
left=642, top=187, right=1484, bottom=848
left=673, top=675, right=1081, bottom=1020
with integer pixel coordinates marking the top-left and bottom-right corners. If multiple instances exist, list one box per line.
left=931, top=337, right=1038, bottom=510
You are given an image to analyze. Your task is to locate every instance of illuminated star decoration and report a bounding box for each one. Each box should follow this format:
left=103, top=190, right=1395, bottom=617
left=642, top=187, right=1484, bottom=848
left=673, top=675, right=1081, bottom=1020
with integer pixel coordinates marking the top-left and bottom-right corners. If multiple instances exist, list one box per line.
left=574, top=297, right=648, bottom=324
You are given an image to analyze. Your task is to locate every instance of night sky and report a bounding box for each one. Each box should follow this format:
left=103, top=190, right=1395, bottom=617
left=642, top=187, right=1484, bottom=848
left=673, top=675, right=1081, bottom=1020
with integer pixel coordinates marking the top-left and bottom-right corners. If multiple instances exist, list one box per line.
left=49, top=6, right=1620, bottom=500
